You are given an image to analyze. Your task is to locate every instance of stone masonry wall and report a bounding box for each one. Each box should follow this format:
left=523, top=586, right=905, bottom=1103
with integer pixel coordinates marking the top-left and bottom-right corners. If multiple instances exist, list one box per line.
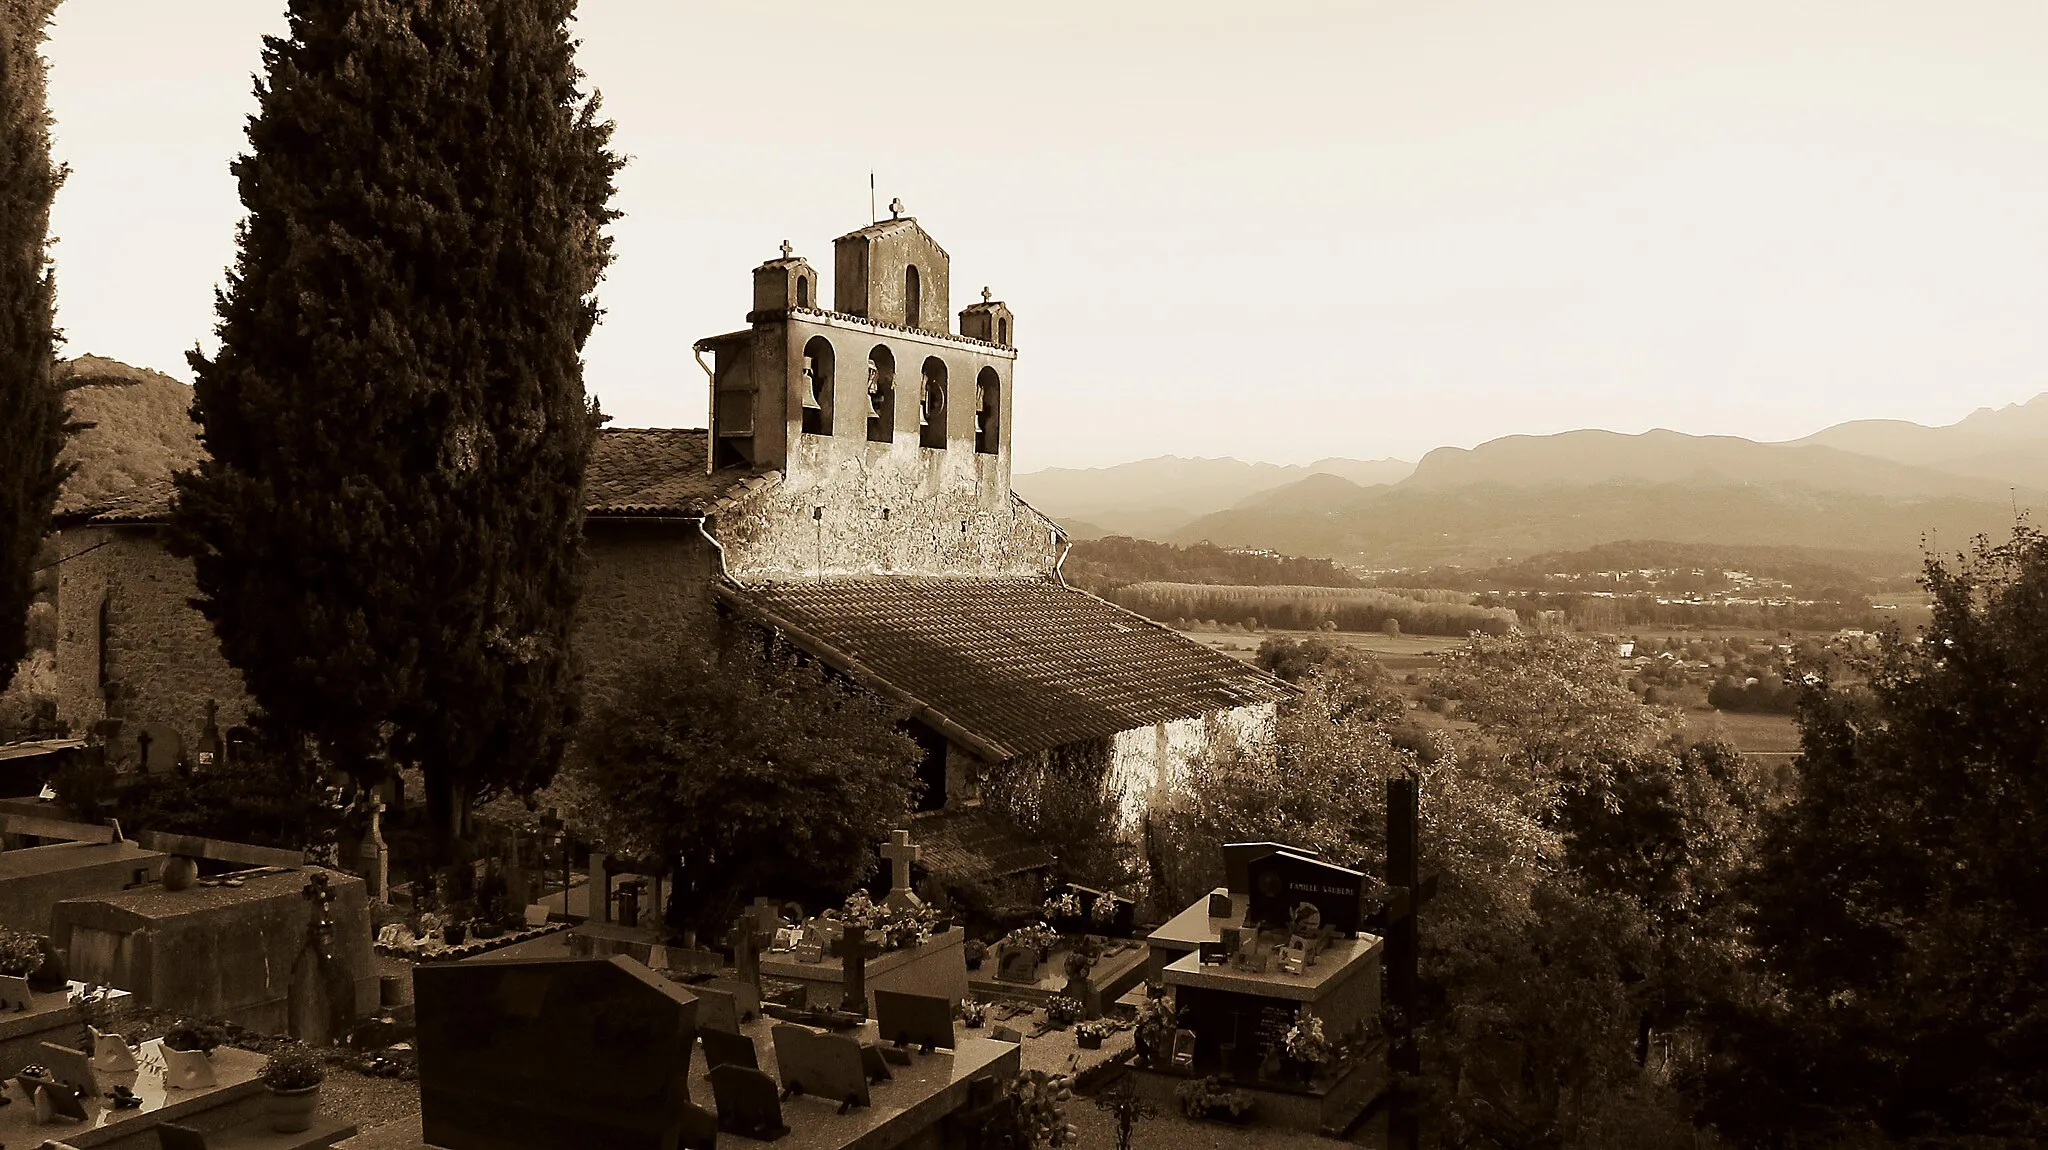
left=716, top=437, right=1062, bottom=581
left=573, top=523, right=717, bottom=716
left=50, top=525, right=253, bottom=754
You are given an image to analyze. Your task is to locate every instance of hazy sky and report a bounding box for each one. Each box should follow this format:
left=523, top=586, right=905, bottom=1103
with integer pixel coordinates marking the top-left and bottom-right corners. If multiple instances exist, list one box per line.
left=42, top=1, right=2048, bottom=470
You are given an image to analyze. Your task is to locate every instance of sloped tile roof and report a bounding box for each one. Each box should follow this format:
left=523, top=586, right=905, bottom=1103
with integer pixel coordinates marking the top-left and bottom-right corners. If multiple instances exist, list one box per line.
left=582, top=427, right=735, bottom=516
left=716, top=576, right=1295, bottom=760
left=908, top=806, right=1056, bottom=884
left=60, top=427, right=743, bottom=525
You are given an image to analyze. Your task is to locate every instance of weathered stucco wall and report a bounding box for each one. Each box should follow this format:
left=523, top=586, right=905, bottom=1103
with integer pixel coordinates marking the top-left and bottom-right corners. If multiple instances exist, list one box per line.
left=50, top=526, right=253, bottom=754
left=1107, top=702, right=1279, bottom=831
left=574, top=523, right=717, bottom=714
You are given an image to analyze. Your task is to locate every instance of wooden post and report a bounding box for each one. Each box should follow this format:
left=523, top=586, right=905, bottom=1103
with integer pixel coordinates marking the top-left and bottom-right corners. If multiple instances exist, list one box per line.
left=1386, top=775, right=1421, bottom=1150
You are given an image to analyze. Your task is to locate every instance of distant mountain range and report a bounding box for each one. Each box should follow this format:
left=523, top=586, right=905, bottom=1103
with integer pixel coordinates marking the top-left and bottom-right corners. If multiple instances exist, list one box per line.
left=1017, top=394, right=2048, bottom=572
left=48, top=353, right=2048, bottom=576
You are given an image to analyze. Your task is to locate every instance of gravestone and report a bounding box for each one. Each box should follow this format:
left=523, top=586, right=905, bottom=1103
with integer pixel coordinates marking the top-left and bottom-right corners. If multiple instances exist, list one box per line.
left=709, top=1063, right=789, bottom=1141
left=694, top=983, right=742, bottom=1035
left=704, top=976, right=760, bottom=1023
left=727, top=912, right=766, bottom=990
left=416, top=956, right=701, bottom=1150
left=358, top=803, right=390, bottom=904
left=701, top=1028, right=758, bottom=1071
left=840, top=925, right=873, bottom=1014
left=994, top=945, right=1040, bottom=985
left=1222, top=841, right=1320, bottom=896
left=770, top=1023, right=870, bottom=1111
left=1244, top=850, right=1366, bottom=937
left=880, top=830, right=923, bottom=914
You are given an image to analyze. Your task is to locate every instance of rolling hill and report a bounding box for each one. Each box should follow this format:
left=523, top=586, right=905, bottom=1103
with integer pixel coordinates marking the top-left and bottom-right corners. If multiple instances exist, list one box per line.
left=1012, top=455, right=1412, bottom=540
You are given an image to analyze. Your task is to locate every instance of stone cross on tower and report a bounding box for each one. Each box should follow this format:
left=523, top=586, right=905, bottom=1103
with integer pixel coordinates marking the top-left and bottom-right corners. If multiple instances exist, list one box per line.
left=981, top=286, right=992, bottom=303
left=888, top=197, right=905, bottom=219
left=881, top=830, right=922, bottom=913
left=779, top=239, right=793, bottom=258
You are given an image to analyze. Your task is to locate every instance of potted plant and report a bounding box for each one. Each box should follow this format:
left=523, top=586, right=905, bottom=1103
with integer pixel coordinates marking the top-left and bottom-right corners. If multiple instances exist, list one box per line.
left=964, top=939, right=987, bottom=971
left=162, top=1018, right=228, bottom=1056
left=1045, top=994, right=1083, bottom=1027
left=1282, top=1009, right=1331, bottom=1083
left=261, top=1041, right=325, bottom=1132
left=1176, top=1076, right=1257, bottom=1125
left=1074, top=1020, right=1111, bottom=1050
left=1132, top=988, right=1176, bottom=1067
left=959, top=998, right=988, bottom=1029
left=0, top=927, right=45, bottom=1007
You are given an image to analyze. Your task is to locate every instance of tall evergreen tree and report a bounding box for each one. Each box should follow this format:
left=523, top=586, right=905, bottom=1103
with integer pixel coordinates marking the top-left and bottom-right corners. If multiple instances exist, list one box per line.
left=0, top=0, right=69, bottom=700
left=171, top=0, right=619, bottom=857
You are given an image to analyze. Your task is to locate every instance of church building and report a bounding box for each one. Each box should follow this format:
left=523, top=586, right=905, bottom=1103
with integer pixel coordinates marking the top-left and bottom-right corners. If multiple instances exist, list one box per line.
left=48, top=210, right=1291, bottom=878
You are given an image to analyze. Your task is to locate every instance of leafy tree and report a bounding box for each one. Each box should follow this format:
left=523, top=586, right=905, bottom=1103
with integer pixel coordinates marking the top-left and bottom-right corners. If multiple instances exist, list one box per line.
left=170, top=0, right=620, bottom=857
left=1698, top=525, right=2048, bottom=1145
left=0, top=0, right=69, bottom=699
left=558, top=620, right=922, bottom=935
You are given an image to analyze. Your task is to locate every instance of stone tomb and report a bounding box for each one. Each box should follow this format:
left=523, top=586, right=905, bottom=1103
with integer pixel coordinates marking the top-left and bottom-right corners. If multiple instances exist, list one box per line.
left=0, top=981, right=131, bottom=1082
left=0, top=839, right=165, bottom=937
left=759, top=926, right=968, bottom=1015
left=50, top=867, right=377, bottom=1036
left=358, top=961, right=1021, bottom=1150
left=414, top=955, right=708, bottom=1150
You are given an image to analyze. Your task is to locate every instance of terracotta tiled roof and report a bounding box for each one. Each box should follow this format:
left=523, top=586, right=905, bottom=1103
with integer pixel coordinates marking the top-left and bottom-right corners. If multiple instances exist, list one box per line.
left=908, top=806, right=1056, bottom=884
left=583, top=428, right=737, bottom=517
left=60, top=427, right=744, bottom=525
left=715, top=576, right=1295, bottom=760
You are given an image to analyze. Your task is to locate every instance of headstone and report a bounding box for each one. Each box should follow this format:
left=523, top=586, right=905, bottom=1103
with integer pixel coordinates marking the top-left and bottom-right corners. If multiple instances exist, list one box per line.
left=873, top=989, right=955, bottom=1052
left=708, top=1063, right=789, bottom=1141
left=990, top=1024, right=1023, bottom=1044
left=523, top=904, right=551, bottom=928
left=880, top=830, right=923, bottom=914
left=0, top=973, right=32, bottom=1011
left=1060, top=970, right=1103, bottom=1021
left=1222, top=841, right=1320, bottom=896
left=749, top=897, right=784, bottom=940
left=728, top=913, right=764, bottom=991
left=704, top=976, right=760, bottom=1023
left=39, top=1040, right=99, bottom=1100
left=1244, top=850, right=1366, bottom=937
left=1207, top=890, right=1233, bottom=918
left=676, top=1101, right=717, bottom=1150
left=694, top=984, right=741, bottom=1035
left=359, top=803, right=390, bottom=904
left=770, top=1023, right=870, bottom=1110
left=416, top=956, right=702, bottom=1150
left=701, top=1028, right=758, bottom=1071
left=994, top=945, right=1039, bottom=985
left=90, top=1027, right=136, bottom=1074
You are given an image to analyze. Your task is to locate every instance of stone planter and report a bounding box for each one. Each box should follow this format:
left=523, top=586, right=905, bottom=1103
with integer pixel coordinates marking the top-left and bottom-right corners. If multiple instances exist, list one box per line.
left=266, top=1083, right=320, bottom=1132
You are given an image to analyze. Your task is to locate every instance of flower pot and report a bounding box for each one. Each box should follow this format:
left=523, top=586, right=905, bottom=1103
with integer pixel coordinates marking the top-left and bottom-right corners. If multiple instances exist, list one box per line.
left=443, top=923, right=467, bottom=946
left=966, top=957, right=983, bottom=971
left=162, top=856, right=199, bottom=892
left=266, top=1084, right=320, bottom=1132
left=1077, top=1033, right=1103, bottom=1050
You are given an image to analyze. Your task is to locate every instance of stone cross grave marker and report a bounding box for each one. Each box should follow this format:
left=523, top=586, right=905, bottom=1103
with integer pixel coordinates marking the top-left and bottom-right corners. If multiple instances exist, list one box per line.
left=881, top=829, right=922, bottom=913
left=727, top=913, right=764, bottom=991
left=840, top=925, right=877, bottom=1015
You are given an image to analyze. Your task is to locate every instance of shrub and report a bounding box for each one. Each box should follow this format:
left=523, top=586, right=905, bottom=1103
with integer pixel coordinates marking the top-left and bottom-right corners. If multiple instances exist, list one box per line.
left=261, top=1041, right=325, bottom=1090
left=0, top=927, right=43, bottom=978
left=163, top=1019, right=231, bottom=1054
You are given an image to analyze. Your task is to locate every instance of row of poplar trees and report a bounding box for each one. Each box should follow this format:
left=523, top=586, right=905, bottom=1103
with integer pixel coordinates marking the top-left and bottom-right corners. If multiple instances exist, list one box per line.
left=2, top=0, right=621, bottom=865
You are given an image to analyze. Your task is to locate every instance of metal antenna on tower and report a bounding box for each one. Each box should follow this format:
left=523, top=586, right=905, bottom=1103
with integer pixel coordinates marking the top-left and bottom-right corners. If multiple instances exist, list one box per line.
left=870, top=172, right=876, bottom=224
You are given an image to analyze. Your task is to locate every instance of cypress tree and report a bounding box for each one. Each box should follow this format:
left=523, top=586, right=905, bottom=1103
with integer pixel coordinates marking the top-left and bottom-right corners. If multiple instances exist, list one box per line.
left=170, top=0, right=620, bottom=857
left=0, top=0, right=69, bottom=699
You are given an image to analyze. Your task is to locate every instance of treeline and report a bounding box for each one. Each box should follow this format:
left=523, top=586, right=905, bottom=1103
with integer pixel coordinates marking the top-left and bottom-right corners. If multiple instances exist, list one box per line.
left=1062, top=536, right=1362, bottom=592
left=1107, top=582, right=1519, bottom=636
left=1383, top=539, right=1900, bottom=598
left=1498, top=591, right=1883, bottom=632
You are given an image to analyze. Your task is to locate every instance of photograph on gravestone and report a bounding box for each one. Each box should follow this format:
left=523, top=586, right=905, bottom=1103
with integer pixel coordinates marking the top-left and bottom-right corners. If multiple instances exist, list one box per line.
left=701, top=1028, right=759, bottom=1071
left=709, top=1063, right=789, bottom=1141
left=874, top=989, right=955, bottom=1052
left=1244, top=850, right=1366, bottom=937
left=416, top=957, right=701, bottom=1150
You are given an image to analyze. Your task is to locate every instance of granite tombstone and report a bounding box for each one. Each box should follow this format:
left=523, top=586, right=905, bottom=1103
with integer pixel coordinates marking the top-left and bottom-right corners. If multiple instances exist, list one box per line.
left=416, top=956, right=701, bottom=1150
left=709, top=1063, right=789, bottom=1141
left=1244, top=850, right=1366, bottom=938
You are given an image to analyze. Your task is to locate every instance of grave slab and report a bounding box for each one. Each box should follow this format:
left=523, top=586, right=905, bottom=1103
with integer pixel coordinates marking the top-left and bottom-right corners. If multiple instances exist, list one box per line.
left=0, top=839, right=165, bottom=935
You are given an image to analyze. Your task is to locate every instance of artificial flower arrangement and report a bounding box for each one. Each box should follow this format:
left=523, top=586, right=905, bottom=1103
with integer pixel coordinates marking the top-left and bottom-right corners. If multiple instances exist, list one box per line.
left=839, top=890, right=939, bottom=952
left=1089, top=891, right=1123, bottom=924
left=1283, top=1009, right=1331, bottom=1067
left=1176, top=1076, right=1257, bottom=1123
left=1041, top=890, right=1083, bottom=920
left=1073, top=1019, right=1113, bottom=1048
left=958, top=997, right=988, bottom=1028
left=1045, top=994, right=1084, bottom=1026
left=1000, top=922, right=1060, bottom=955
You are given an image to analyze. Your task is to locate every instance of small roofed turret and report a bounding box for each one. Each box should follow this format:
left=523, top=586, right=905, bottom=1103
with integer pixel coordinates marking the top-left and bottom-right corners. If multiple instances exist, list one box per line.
left=751, top=239, right=818, bottom=318
left=958, top=286, right=1013, bottom=348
